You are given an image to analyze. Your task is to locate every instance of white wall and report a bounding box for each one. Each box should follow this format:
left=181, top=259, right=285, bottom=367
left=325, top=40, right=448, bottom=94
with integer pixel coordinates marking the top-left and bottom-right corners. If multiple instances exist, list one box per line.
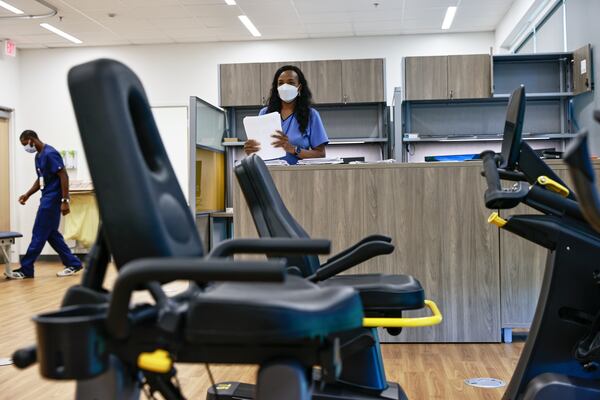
left=0, top=51, right=19, bottom=109
left=13, top=32, right=493, bottom=254
left=495, top=0, right=537, bottom=52
left=0, top=50, right=19, bottom=261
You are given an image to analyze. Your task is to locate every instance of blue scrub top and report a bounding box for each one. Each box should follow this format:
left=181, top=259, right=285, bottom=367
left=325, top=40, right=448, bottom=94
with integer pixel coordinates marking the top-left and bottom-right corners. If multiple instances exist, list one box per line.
left=35, top=145, right=65, bottom=208
left=259, top=107, right=329, bottom=165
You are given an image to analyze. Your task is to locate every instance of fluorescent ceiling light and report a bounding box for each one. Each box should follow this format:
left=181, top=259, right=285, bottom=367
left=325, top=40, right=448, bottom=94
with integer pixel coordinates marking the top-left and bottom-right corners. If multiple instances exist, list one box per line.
left=441, top=6, right=457, bottom=30
left=40, top=23, right=82, bottom=44
left=224, top=0, right=236, bottom=5
left=0, top=1, right=24, bottom=14
left=238, top=15, right=261, bottom=37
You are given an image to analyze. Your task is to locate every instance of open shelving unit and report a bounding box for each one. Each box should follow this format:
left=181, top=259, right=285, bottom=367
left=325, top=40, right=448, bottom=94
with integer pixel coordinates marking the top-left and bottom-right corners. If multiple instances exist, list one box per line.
left=400, top=51, right=593, bottom=162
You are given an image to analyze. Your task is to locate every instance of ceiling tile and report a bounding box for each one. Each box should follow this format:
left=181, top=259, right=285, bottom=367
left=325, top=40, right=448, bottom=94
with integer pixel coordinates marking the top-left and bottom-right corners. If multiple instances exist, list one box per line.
left=1, top=0, right=515, bottom=48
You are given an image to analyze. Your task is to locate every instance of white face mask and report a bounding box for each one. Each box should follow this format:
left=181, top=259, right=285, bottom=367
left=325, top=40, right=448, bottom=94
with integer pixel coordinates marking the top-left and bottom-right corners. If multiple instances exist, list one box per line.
left=23, top=141, right=36, bottom=154
left=278, top=83, right=299, bottom=103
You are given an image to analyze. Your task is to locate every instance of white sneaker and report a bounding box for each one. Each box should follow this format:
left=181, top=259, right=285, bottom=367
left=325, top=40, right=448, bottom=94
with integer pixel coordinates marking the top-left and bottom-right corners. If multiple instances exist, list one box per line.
left=56, top=266, right=83, bottom=277
left=4, top=269, right=33, bottom=279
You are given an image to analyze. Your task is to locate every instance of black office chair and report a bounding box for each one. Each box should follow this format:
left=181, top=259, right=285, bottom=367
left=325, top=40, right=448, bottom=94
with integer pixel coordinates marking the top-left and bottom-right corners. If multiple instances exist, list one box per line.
left=12, top=59, right=365, bottom=400
left=235, top=154, right=426, bottom=316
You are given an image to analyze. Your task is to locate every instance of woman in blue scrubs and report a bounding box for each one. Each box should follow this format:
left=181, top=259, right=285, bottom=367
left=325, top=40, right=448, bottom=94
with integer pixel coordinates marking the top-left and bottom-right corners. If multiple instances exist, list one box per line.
left=244, top=65, right=329, bottom=164
left=7, top=130, right=82, bottom=279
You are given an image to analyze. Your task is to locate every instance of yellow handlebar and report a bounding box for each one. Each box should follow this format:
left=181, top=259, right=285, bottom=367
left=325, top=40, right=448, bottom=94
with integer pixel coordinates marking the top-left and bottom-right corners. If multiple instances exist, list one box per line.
left=363, top=299, right=443, bottom=328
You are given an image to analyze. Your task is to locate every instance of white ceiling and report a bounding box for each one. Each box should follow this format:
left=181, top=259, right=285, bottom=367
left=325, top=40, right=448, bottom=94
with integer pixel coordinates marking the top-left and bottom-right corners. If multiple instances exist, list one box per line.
left=0, top=0, right=515, bottom=48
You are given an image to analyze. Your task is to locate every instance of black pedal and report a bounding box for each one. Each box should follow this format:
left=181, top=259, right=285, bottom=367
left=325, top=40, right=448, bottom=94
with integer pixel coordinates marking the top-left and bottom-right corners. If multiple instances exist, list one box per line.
left=207, top=382, right=254, bottom=400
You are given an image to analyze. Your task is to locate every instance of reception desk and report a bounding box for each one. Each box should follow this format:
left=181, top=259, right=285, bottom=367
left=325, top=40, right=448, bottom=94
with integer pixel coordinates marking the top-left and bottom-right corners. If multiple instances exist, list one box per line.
left=233, top=160, right=599, bottom=343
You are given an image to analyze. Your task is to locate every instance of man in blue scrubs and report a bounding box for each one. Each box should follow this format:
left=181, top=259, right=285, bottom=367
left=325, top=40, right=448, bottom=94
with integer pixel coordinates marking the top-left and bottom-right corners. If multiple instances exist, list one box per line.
left=6, top=130, right=82, bottom=279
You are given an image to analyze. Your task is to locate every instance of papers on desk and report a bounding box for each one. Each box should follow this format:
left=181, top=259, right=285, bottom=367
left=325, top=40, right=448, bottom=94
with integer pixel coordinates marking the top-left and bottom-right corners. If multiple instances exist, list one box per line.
left=264, top=159, right=289, bottom=166
left=234, top=158, right=289, bottom=167
left=243, top=112, right=285, bottom=160
left=297, top=157, right=343, bottom=165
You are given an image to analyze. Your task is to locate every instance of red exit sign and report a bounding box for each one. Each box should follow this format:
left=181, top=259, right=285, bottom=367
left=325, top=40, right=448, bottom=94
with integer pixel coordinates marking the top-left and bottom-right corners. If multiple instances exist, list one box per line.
left=4, top=39, right=16, bottom=57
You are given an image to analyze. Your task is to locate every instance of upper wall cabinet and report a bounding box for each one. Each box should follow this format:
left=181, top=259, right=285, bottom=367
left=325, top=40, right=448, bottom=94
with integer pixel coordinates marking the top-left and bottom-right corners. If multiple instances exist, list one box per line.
left=404, top=56, right=448, bottom=101
left=448, top=55, right=492, bottom=99
left=301, top=60, right=343, bottom=104
left=220, top=58, right=385, bottom=107
left=220, top=63, right=262, bottom=107
left=404, top=54, right=492, bottom=101
left=341, top=59, right=385, bottom=103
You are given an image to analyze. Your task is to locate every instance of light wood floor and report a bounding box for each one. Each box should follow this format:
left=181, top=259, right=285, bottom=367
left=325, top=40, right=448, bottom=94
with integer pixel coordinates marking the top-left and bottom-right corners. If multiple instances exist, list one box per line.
left=0, top=262, right=524, bottom=399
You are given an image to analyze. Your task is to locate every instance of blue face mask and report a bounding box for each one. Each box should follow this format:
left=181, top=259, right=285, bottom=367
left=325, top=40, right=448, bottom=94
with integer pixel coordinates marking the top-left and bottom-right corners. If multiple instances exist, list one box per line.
left=23, top=141, right=36, bottom=153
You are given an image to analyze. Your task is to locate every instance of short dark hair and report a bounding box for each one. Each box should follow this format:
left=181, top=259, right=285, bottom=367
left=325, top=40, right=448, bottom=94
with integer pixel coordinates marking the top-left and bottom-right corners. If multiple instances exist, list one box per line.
left=20, top=130, right=38, bottom=141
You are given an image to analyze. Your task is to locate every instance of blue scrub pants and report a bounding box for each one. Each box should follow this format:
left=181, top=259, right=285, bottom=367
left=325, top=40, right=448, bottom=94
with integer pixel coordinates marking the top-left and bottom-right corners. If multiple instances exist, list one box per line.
left=20, top=198, right=82, bottom=276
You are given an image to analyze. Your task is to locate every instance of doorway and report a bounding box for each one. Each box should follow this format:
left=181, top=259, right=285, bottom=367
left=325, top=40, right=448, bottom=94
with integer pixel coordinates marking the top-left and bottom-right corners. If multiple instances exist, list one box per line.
left=0, top=117, right=10, bottom=231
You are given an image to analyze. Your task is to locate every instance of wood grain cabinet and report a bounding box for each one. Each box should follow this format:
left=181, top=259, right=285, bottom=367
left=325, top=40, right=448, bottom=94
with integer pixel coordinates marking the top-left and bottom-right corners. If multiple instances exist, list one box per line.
left=404, top=56, right=448, bottom=101
left=301, top=60, right=343, bottom=104
left=259, top=60, right=343, bottom=105
left=221, top=58, right=385, bottom=106
left=219, top=63, right=262, bottom=107
left=404, top=54, right=491, bottom=101
left=448, top=54, right=492, bottom=99
left=341, top=58, right=385, bottom=103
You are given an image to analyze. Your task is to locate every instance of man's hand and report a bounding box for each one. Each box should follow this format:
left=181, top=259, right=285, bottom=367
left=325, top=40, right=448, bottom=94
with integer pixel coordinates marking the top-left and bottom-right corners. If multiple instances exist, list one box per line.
left=243, top=139, right=261, bottom=155
left=18, top=194, right=29, bottom=205
left=271, top=131, right=295, bottom=154
left=60, top=202, right=70, bottom=216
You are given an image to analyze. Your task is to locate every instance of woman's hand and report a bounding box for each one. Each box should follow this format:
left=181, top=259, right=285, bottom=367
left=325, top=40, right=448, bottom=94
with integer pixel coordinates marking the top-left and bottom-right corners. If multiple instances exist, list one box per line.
left=244, top=139, right=261, bottom=155
left=271, top=131, right=295, bottom=154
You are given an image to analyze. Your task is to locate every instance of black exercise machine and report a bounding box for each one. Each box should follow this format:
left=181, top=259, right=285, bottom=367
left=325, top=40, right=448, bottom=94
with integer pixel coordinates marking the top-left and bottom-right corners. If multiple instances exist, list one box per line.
left=205, top=153, right=443, bottom=400
left=11, top=59, right=374, bottom=400
left=479, top=87, right=600, bottom=399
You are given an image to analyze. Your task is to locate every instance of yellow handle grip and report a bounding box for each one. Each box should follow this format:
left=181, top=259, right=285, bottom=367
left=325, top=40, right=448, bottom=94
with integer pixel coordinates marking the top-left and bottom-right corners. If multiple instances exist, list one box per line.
left=488, top=212, right=507, bottom=228
left=363, top=299, right=443, bottom=328
left=138, top=349, right=172, bottom=373
left=537, top=176, right=569, bottom=197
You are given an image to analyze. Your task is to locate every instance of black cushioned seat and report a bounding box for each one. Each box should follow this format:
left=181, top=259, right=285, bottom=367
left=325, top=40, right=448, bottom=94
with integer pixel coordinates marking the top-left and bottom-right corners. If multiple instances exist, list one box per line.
left=235, top=154, right=426, bottom=314
left=186, top=276, right=363, bottom=343
left=319, top=274, right=425, bottom=313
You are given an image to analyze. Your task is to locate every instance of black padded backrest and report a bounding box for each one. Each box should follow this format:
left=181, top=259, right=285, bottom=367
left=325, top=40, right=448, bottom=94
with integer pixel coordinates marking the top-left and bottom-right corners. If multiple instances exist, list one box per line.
left=235, top=155, right=321, bottom=276
left=499, top=85, right=526, bottom=170
left=68, top=59, right=204, bottom=268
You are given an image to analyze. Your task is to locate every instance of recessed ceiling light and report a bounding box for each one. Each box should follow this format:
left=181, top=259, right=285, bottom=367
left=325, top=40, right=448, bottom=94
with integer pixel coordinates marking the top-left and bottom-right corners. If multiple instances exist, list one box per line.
left=224, top=0, right=236, bottom=5
left=40, top=23, right=83, bottom=44
left=238, top=15, right=261, bottom=37
left=0, top=1, right=24, bottom=14
left=441, top=6, right=457, bottom=30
